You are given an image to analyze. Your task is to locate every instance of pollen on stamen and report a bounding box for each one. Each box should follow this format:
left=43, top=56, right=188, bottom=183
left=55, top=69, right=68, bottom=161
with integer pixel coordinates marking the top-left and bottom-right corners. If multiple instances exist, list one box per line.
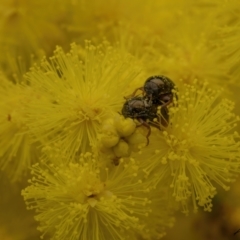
left=23, top=42, right=141, bottom=162
left=22, top=150, right=173, bottom=240
left=132, top=82, right=240, bottom=214
left=0, top=74, right=41, bottom=182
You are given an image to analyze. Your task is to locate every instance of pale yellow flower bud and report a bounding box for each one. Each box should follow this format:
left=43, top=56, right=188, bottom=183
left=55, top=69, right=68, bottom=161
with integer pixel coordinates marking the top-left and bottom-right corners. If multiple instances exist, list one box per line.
left=114, top=115, right=136, bottom=137
left=100, top=120, right=120, bottom=148
left=126, top=130, right=146, bottom=145
left=113, top=139, right=130, bottom=157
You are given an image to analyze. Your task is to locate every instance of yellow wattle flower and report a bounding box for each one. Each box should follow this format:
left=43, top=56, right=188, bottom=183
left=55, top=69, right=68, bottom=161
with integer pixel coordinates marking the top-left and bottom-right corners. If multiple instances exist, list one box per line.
left=134, top=82, right=240, bottom=214
left=24, top=42, right=141, bottom=162
left=0, top=74, right=40, bottom=182
left=0, top=1, right=239, bottom=239
left=0, top=0, right=67, bottom=79
left=143, top=15, right=228, bottom=88
left=22, top=152, right=175, bottom=240
left=219, top=24, right=240, bottom=85
left=67, top=0, right=202, bottom=47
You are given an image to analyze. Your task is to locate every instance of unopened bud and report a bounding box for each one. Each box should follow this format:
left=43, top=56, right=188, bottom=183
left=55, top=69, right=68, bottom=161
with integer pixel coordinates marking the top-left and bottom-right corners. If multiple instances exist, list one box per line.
left=115, top=116, right=136, bottom=137
left=113, top=140, right=130, bottom=157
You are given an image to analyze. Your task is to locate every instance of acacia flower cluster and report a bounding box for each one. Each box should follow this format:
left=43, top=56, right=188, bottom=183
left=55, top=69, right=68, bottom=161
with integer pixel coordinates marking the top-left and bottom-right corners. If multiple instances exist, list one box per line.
left=1, top=0, right=240, bottom=239
left=24, top=42, right=141, bottom=163
left=134, top=82, right=240, bottom=214
left=18, top=43, right=176, bottom=239
left=22, top=152, right=175, bottom=240
left=20, top=42, right=240, bottom=238
left=0, top=0, right=70, bottom=79
left=0, top=73, right=40, bottom=181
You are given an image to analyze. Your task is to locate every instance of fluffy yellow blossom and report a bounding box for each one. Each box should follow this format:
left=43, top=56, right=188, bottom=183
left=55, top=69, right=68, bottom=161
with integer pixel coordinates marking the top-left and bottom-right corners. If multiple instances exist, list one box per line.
left=67, top=0, right=217, bottom=90
left=136, top=187, right=176, bottom=239
left=140, top=15, right=228, bottom=89
left=24, top=42, right=141, bottom=162
left=134, top=82, right=240, bottom=214
left=67, top=0, right=203, bottom=46
left=0, top=74, right=40, bottom=181
left=1, top=1, right=240, bottom=239
left=0, top=0, right=67, bottom=78
left=218, top=25, right=240, bottom=87
left=201, top=0, right=240, bottom=89
left=22, top=152, right=175, bottom=240
left=214, top=0, right=240, bottom=25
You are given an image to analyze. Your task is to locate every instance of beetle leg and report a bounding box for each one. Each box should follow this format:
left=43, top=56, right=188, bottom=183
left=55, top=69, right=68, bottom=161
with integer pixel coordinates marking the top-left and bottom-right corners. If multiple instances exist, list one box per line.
left=149, top=120, right=161, bottom=130
left=124, top=87, right=144, bottom=99
left=158, top=92, right=174, bottom=108
left=157, top=107, right=169, bottom=128
left=160, top=100, right=171, bottom=108
left=137, top=118, right=151, bottom=146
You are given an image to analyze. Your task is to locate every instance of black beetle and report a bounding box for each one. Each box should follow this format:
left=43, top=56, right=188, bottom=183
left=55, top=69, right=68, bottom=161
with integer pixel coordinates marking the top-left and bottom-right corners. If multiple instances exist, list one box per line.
left=130, top=75, right=176, bottom=106
left=122, top=96, right=168, bottom=145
